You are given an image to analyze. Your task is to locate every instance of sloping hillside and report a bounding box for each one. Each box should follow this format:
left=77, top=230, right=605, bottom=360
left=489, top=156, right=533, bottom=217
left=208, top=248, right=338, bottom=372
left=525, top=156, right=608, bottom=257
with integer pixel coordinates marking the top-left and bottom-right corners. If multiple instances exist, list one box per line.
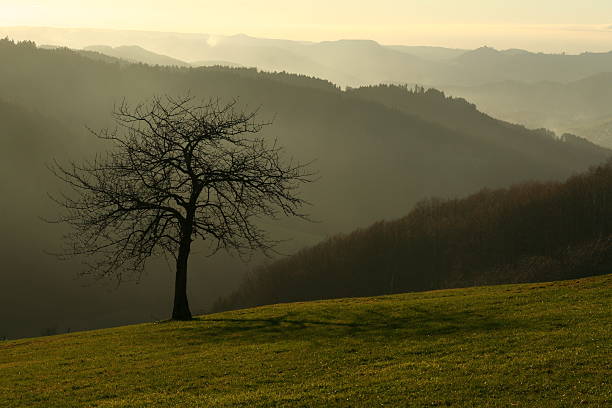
left=348, top=84, right=608, bottom=167
left=1, top=275, right=610, bottom=407
left=214, top=162, right=612, bottom=312
left=569, top=116, right=612, bottom=148
left=83, top=45, right=191, bottom=67
left=444, top=72, right=612, bottom=147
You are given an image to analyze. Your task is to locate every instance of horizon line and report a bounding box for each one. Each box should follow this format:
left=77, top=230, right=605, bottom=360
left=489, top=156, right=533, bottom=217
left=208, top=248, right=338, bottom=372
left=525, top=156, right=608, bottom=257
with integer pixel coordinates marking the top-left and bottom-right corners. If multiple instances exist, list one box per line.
left=2, top=23, right=612, bottom=55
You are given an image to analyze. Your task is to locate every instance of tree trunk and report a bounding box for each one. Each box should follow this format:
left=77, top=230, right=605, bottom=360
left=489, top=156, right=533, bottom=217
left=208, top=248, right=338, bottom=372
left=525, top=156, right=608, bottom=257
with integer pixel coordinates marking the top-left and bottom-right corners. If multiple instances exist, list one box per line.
left=172, top=238, right=193, bottom=320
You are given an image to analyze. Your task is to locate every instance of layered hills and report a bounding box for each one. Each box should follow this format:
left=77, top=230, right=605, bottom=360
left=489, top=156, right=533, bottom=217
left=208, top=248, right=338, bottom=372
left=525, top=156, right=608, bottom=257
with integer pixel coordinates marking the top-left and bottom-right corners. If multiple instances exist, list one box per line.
left=0, top=38, right=608, bottom=339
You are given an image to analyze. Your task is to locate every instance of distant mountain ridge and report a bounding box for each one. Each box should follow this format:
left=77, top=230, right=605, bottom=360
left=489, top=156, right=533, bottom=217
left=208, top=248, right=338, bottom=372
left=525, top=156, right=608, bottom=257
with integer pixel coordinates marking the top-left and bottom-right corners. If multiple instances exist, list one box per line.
left=3, top=26, right=612, bottom=87
left=387, top=45, right=468, bottom=61
left=191, top=60, right=243, bottom=68
left=83, top=45, right=190, bottom=66
left=38, top=43, right=242, bottom=69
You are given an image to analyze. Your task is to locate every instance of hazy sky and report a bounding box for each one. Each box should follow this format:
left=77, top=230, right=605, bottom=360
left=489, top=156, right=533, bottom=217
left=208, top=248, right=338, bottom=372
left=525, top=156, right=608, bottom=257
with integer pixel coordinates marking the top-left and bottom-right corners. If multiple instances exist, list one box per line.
left=2, top=0, right=612, bottom=52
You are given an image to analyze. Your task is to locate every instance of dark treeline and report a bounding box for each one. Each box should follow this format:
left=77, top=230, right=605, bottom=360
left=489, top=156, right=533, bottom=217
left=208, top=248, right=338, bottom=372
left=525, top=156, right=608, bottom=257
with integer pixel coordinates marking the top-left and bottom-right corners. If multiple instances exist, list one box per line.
left=213, top=161, right=612, bottom=311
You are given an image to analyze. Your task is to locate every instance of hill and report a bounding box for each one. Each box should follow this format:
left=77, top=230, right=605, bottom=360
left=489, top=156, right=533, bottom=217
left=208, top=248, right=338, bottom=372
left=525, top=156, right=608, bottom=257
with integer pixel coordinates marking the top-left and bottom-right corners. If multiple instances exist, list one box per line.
left=568, top=116, right=612, bottom=147
left=83, top=45, right=191, bottom=67
left=214, top=162, right=612, bottom=311
left=347, top=84, right=607, bottom=163
left=191, top=60, right=243, bottom=68
left=446, top=47, right=612, bottom=85
left=387, top=45, right=468, bottom=61
left=0, top=38, right=609, bottom=339
left=444, top=72, right=612, bottom=148
left=1, top=275, right=610, bottom=407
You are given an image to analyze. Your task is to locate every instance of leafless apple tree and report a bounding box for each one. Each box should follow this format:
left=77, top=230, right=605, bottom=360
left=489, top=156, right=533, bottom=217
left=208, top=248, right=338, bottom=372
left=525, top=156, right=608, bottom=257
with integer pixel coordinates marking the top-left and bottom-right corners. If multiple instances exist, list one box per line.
left=49, top=95, right=312, bottom=320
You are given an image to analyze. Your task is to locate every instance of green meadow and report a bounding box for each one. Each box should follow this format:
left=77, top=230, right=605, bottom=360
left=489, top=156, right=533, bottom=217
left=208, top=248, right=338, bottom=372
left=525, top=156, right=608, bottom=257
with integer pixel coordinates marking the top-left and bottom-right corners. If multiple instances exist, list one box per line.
left=1, top=275, right=610, bottom=407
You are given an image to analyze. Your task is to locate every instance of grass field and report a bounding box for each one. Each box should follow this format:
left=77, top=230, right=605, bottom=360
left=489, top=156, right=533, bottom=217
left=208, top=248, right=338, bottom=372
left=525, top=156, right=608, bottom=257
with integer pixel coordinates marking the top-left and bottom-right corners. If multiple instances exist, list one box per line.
left=1, top=275, right=610, bottom=407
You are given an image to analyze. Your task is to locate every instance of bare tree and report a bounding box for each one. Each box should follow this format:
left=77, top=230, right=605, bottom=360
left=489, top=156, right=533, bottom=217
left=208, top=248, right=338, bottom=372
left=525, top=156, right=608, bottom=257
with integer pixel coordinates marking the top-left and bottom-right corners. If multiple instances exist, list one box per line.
left=49, top=95, right=312, bottom=320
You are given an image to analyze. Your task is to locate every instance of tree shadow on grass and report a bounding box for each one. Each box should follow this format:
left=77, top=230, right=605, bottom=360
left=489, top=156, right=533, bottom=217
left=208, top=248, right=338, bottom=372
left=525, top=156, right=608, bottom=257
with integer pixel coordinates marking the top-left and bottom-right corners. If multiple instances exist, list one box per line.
left=166, top=305, right=530, bottom=345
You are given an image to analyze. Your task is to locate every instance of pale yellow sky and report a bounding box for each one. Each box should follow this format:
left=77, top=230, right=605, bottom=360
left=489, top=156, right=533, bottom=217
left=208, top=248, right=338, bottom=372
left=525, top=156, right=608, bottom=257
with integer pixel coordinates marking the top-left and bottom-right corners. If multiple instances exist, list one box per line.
left=1, top=0, right=612, bottom=52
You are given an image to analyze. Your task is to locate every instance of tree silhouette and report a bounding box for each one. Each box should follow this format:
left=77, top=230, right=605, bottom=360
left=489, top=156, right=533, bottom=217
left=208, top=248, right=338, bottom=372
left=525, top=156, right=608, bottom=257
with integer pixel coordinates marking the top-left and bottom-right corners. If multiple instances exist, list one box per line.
left=50, top=95, right=312, bottom=320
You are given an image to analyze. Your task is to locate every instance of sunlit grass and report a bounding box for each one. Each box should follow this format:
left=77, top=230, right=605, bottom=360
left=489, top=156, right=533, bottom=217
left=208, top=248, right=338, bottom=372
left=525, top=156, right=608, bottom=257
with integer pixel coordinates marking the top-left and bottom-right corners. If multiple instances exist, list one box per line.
left=1, top=275, right=610, bottom=407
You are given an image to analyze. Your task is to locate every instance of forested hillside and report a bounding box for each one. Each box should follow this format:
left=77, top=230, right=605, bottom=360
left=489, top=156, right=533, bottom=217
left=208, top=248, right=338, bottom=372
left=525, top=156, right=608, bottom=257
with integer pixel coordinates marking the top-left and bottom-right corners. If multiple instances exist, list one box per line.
left=348, top=84, right=605, bottom=165
left=444, top=72, right=612, bottom=147
left=214, top=162, right=612, bottom=311
left=0, top=38, right=609, bottom=338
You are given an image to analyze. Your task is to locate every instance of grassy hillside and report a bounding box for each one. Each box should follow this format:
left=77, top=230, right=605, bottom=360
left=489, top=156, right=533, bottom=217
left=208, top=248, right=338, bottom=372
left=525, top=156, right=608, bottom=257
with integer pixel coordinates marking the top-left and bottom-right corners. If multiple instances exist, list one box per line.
left=1, top=275, right=610, bottom=407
